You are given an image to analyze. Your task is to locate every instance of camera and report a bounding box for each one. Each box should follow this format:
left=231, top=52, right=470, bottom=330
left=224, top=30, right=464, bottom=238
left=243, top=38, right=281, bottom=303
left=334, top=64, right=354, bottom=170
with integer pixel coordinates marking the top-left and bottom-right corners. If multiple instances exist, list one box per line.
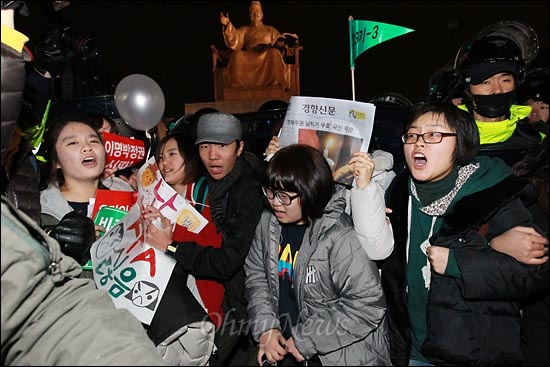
left=60, top=26, right=98, bottom=61
left=36, top=0, right=98, bottom=63
left=34, top=24, right=98, bottom=72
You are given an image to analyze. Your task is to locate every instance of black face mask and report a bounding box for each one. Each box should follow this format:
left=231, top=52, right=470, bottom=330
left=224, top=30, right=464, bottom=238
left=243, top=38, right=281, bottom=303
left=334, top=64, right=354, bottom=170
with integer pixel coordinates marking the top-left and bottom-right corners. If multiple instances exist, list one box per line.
left=466, top=90, right=516, bottom=118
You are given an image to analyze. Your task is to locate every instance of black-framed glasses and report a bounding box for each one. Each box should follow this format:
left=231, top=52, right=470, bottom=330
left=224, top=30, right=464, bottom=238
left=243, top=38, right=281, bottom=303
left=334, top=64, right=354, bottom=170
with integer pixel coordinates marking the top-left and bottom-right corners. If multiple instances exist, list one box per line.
left=262, top=187, right=300, bottom=206
left=402, top=132, right=458, bottom=144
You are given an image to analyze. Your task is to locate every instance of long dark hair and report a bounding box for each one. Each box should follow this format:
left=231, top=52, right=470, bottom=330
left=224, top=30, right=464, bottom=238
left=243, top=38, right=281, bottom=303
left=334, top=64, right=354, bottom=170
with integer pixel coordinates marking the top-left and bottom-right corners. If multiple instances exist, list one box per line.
left=88, top=112, right=120, bottom=135
left=263, top=144, right=334, bottom=220
left=39, top=112, right=104, bottom=190
left=155, top=131, right=203, bottom=185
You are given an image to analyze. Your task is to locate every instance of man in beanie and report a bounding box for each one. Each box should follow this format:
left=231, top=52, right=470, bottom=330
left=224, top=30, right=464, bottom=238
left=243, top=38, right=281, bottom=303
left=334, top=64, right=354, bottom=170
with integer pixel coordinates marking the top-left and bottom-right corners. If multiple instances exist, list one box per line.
left=455, top=21, right=546, bottom=165
left=146, top=111, right=265, bottom=365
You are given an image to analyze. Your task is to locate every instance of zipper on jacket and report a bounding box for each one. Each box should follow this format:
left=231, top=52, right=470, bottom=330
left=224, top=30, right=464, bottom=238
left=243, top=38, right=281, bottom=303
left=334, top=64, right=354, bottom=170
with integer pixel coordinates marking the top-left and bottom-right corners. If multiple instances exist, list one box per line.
left=4, top=197, right=64, bottom=283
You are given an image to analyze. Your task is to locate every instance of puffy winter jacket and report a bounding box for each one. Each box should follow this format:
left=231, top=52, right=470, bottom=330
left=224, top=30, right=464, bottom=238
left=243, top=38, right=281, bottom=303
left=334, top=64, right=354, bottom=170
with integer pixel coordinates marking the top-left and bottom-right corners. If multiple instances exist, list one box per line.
left=246, top=186, right=391, bottom=366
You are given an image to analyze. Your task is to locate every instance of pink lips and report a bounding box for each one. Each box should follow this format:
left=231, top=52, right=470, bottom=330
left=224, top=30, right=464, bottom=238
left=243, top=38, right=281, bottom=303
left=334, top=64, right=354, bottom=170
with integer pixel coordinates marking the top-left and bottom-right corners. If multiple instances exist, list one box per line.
left=412, top=151, right=427, bottom=170
left=208, top=166, right=223, bottom=176
left=81, top=156, right=97, bottom=167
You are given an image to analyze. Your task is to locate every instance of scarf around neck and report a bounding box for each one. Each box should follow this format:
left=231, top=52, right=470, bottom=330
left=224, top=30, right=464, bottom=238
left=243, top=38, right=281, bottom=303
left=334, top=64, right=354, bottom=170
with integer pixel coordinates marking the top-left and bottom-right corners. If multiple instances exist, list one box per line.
left=206, top=155, right=246, bottom=231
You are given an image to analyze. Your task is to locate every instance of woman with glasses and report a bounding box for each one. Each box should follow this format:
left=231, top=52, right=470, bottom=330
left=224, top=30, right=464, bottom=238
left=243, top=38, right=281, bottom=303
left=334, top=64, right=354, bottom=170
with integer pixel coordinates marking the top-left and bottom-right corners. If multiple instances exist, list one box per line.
left=381, top=101, right=548, bottom=366
left=244, top=144, right=391, bottom=366
left=264, top=135, right=396, bottom=261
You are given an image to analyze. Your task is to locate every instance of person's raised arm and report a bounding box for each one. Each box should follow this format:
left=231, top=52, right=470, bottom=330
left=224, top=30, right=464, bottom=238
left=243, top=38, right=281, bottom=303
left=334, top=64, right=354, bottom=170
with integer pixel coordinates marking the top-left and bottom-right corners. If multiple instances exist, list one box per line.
left=348, top=152, right=394, bottom=260
left=220, top=11, right=242, bottom=50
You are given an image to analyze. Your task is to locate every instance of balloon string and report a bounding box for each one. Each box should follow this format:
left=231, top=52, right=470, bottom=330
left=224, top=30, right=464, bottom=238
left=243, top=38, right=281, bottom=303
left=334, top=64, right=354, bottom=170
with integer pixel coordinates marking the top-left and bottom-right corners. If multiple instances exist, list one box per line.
left=145, top=130, right=153, bottom=162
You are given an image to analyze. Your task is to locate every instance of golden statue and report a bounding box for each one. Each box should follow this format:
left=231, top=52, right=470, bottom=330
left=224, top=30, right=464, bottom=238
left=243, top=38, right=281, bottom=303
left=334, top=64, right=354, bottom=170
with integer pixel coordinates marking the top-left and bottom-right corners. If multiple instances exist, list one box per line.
left=220, top=1, right=287, bottom=88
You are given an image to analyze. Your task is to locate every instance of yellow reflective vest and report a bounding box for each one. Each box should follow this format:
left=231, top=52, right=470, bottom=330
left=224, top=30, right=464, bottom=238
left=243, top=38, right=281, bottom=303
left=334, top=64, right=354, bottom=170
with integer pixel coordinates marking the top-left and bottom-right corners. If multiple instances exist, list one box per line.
left=457, top=104, right=536, bottom=144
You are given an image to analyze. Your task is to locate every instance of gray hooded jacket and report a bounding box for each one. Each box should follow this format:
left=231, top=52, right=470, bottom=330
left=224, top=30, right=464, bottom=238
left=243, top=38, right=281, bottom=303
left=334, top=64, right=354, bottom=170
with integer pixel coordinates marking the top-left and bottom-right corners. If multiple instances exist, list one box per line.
left=245, top=185, right=391, bottom=366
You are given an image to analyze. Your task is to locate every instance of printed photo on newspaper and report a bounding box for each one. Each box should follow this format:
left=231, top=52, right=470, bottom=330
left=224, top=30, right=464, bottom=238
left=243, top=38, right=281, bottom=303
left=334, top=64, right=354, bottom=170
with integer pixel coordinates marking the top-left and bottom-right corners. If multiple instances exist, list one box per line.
left=278, top=96, right=376, bottom=186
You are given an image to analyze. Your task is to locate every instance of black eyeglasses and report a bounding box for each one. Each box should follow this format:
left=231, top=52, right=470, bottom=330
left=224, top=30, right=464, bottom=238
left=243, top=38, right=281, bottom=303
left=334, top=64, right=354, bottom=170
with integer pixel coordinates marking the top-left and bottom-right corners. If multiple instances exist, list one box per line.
left=262, top=187, right=300, bottom=206
left=402, top=132, right=457, bottom=144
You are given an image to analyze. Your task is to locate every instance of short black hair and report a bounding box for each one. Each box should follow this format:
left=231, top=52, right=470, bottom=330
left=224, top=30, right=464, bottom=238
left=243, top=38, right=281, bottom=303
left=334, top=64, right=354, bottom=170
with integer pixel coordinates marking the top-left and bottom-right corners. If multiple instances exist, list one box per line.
left=262, top=144, right=334, bottom=220
left=404, top=101, right=479, bottom=166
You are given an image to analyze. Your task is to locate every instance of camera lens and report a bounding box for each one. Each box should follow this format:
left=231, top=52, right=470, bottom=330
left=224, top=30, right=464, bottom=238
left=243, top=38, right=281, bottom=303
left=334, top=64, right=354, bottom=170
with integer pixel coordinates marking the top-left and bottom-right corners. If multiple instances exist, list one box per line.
left=75, top=37, right=98, bottom=60
left=63, top=30, right=98, bottom=60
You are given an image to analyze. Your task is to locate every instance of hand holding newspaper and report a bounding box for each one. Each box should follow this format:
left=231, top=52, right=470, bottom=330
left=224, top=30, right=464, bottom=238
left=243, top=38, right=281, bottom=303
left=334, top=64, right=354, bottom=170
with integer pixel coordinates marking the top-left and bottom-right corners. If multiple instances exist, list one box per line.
left=278, top=96, right=376, bottom=186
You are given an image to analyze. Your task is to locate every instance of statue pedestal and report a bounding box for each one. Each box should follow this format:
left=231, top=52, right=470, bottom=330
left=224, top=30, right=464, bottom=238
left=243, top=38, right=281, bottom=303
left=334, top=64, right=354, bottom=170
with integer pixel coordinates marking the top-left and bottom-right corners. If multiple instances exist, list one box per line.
left=185, top=96, right=289, bottom=115
left=212, top=62, right=300, bottom=105
left=223, top=86, right=288, bottom=101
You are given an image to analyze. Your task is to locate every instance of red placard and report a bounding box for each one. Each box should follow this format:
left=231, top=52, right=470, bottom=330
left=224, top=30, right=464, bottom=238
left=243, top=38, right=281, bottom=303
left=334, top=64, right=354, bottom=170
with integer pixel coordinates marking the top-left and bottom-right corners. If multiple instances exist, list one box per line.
left=91, top=189, right=138, bottom=219
left=103, top=132, right=146, bottom=172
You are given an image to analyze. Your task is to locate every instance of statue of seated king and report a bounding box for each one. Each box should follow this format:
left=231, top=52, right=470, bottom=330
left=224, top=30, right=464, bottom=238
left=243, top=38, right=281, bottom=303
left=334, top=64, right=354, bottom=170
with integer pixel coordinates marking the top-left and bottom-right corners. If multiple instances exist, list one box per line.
left=212, top=1, right=301, bottom=102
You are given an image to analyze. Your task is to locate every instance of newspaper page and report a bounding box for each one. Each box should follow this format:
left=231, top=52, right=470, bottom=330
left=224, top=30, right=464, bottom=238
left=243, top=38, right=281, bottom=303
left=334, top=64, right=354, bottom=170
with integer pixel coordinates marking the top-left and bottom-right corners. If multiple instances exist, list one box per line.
left=278, top=96, right=376, bottom=186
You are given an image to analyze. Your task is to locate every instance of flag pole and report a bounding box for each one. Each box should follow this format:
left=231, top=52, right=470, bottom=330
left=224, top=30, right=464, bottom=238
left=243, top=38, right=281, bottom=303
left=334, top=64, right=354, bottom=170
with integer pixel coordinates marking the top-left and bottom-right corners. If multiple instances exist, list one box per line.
left=351, top=68, right=356, bottom=101
left=349, top=16, right=356, bottom=101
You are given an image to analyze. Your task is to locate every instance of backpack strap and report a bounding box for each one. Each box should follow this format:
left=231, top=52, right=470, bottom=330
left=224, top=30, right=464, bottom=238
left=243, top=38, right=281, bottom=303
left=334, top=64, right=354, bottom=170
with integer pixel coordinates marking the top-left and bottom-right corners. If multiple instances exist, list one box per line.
left=192, top=176, right=209, bottom=213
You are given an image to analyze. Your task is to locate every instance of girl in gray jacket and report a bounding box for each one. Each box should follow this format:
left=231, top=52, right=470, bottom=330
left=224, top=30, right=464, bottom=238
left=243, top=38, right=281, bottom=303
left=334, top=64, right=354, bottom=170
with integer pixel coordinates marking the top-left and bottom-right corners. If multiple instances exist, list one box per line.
left=244, top=144, right=390, bottom=366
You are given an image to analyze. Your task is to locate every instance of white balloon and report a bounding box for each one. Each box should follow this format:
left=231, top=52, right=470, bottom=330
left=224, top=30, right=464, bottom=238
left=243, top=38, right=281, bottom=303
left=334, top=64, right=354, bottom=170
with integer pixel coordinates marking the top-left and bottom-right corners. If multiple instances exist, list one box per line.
left=114, top=74, right=165, bottom=131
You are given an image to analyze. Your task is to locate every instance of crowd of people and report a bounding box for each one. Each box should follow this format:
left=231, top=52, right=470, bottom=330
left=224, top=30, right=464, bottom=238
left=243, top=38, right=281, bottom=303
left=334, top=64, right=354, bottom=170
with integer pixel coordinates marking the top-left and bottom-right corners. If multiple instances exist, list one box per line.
left=2, top=1, right=549, bottom=366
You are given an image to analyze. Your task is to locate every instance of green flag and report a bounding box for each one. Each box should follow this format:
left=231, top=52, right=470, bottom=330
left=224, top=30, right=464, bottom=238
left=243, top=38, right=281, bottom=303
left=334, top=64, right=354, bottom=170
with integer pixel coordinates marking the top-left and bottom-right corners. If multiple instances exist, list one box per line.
left=349, top=19, right=414, bottom=68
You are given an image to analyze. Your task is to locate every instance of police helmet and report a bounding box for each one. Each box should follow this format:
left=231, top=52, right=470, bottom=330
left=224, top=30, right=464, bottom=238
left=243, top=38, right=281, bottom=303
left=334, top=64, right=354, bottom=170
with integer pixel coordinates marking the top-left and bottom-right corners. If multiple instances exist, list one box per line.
left=517, top=68, right=549, bottom=104
left=454, top=21, right=539, bottom=87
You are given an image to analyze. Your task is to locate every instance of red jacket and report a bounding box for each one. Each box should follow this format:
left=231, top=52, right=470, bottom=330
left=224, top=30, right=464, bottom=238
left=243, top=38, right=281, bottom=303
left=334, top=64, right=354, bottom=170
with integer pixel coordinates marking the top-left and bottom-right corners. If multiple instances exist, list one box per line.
left=173, top=183, right=224, bottom=328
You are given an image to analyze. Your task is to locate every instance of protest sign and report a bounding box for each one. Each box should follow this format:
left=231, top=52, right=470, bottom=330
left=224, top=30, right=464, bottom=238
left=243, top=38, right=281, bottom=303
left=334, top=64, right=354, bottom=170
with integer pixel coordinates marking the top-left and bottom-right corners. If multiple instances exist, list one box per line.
left=103, top=132, right=146, bottom=172
left=137, top=158, right=208, bottom=234
left=91, top=189, right=138, bottom=219
left=90, top=157, right=208, bottom=324
left=82, top=206, right=129, bottom=271
left=94, top=206, right=128, bottom=236
left=278, top=96, right=376, bottom=186
left=90, top=204, right=174, bottom=325
left=84, top=190, right=136, bottom=271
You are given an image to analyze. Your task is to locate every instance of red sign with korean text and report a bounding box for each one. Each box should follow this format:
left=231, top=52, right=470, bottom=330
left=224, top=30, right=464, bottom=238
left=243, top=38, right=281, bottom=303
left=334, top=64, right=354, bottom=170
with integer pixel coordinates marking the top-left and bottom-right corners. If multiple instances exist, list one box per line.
left=103, top=132, right=146, bottom=172
left=92, top=189, right=138, bottom=219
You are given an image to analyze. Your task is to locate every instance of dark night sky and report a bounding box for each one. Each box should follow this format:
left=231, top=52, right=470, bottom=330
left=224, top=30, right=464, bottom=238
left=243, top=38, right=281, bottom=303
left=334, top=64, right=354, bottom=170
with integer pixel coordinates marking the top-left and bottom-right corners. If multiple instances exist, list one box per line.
left=16, top=1, right=549, bottom=117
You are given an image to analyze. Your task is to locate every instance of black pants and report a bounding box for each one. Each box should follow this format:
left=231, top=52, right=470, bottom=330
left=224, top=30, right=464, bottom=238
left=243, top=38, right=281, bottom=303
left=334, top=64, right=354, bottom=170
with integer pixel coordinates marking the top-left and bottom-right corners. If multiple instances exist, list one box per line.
left=210, top=310, right=258, bottom=366
left=278, top=354, right=322, bottom=366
